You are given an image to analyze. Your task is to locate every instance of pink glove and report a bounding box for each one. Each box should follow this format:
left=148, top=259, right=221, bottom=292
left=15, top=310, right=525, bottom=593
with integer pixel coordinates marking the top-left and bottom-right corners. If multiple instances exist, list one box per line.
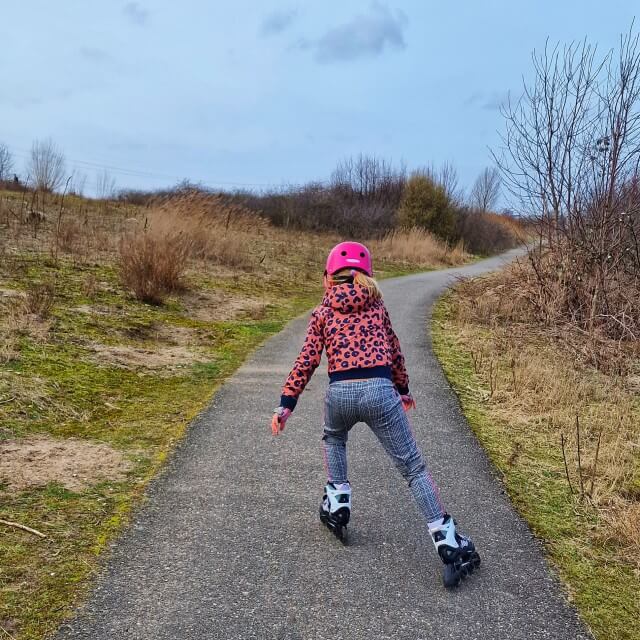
left=400, top=394, right=416, bottom=412
left=271, top=407, right=292, bottom=435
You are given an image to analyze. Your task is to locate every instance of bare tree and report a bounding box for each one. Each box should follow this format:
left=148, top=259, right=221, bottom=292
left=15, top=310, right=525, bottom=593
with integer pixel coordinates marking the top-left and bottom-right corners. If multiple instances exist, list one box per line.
left=493, top=26, right=640, bottom=346
left=28, top=138, right=66, bottom=192
left=469, top=167, right=501, bottom=212
left=419, top=162, right=464, bottom=205
left=330, top=153, right=406, bottom=207
left=0, top=143, right=14, bottom=181
left=438, top=161, right=464, bottom=205
left=329, top=154, right=406, bottom=234
left=69, top=171, right=88, bottom=197
left=96, top=169, right=117, bottom=199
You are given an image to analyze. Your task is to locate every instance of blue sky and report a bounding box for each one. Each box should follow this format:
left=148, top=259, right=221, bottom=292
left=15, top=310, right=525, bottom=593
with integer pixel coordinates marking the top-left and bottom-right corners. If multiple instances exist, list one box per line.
left=1, top=1, right=637, bottom=197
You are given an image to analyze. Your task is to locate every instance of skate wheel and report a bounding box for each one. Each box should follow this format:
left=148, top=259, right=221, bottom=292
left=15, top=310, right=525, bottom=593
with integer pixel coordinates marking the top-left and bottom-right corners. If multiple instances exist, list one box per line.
left=334, top=525, right=348, bottom=544
left=443, top=564, right=461, bottom=589
left=320, top=511, right=349, bottom=545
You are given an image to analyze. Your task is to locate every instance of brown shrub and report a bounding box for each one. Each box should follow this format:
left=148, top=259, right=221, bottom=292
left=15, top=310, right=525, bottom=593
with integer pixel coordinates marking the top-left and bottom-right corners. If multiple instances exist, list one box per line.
left=56, top=217, right=83, bottom=254
left=371, top=227, right=468, bottom=267
left=119, top=230, right=190, bottom=305
left=24, top=281, right=55, bottom=318
left=81, top=274, right=99, bottom=299
left=118, top=192, right=265, bottom=304
left=455, top=209, right=523, bottom=255
left=455, top=255, right=640, bottom=373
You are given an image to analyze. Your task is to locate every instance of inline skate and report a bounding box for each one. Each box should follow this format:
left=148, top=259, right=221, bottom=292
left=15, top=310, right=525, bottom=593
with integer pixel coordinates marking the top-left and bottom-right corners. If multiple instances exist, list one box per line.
left=319, top=482, right=351, bottom=543
left=429, top=514, right=481, bottom=588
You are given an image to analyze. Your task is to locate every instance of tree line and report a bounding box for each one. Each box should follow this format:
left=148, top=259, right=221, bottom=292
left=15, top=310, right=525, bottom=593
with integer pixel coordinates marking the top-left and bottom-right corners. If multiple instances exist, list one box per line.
left=0, top=140, right=519, bottom=255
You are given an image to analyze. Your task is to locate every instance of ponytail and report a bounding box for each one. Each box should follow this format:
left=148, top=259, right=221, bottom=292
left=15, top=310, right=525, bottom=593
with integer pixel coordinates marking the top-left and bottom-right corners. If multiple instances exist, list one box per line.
left=328, top=269, right=382, bottom=300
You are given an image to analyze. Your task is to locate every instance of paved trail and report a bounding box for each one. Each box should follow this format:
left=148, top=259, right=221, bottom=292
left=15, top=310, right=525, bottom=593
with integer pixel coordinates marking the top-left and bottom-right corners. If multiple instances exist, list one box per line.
left=58, top=249, right=590, bottom=640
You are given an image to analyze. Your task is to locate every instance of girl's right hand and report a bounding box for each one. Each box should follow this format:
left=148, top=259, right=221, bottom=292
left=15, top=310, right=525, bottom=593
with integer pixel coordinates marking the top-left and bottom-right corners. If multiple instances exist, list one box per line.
left=400, top=394, right=416, bottom=412
left=271, top=407, right=292, bottom=435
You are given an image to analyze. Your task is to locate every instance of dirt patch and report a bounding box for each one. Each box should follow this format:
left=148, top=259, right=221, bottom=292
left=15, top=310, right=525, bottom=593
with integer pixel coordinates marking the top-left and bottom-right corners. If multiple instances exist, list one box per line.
left=74, top=303, right=113, bottom=316
left=88, top=342, right=208, bottom=371
left=181, top=289, right=265, bottom=322
left=149, top=323, right=198, bottom=346
left=0, top=288, right=25, bottom=300
left=0, top=436, right=133, bottom=492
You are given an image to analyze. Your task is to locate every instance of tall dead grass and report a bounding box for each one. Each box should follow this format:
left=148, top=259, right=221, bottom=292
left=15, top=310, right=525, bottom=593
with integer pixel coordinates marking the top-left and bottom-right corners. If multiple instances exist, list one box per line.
left=119, top=232, right=191, bottom=305
left=0, top=282, right=55, bottom=363
left=371, top=227, right=468, bottom=267
left=150, top=191, right=266, bottom=267
left=118, top=192, right=266, bottom=303
left=448, top=268, right=640, bottom=564
left=0, top=189, right=133, bottom=262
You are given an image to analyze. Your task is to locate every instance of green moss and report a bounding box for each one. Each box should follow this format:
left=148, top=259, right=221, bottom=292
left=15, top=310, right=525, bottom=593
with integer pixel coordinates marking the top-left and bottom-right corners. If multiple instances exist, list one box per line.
left=432, top=293, right=640, bottom=640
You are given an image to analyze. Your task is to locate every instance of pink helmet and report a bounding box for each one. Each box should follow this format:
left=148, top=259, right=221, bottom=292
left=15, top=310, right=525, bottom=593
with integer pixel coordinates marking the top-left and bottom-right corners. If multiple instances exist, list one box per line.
left=325, top=241, right=373, bottom=276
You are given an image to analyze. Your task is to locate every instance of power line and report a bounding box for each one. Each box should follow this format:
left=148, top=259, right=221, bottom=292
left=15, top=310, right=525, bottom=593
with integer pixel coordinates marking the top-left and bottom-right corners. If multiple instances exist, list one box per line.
left=3, top=143, right=296, bottom=189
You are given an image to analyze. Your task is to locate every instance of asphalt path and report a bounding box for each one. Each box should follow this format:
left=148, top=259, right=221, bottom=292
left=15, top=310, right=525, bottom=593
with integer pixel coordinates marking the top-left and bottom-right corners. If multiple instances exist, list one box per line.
left=57, top=248, right=590, bottom=640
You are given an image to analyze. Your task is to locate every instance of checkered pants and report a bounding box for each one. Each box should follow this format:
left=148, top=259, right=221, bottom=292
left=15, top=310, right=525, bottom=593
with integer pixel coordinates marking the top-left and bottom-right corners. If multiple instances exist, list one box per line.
left=322, top=378, right=445, bottom=523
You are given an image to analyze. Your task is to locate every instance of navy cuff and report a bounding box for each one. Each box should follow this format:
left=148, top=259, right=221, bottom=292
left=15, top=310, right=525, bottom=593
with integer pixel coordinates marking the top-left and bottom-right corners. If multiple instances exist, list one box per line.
left=280, top=395, right=298, bottom=411
left=396, top=384, right=410, bottom=395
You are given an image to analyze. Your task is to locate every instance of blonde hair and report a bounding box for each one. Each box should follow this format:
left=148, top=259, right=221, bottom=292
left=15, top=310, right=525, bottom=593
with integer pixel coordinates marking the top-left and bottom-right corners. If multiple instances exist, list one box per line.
left=329, top=269, right=382, bottom=300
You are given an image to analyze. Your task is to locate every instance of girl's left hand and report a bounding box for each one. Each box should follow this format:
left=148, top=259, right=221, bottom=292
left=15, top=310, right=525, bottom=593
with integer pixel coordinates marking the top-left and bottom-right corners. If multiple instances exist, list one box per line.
left=271, top=407, right=292, bottom=435
left=400, top=394, right=416, bottom=412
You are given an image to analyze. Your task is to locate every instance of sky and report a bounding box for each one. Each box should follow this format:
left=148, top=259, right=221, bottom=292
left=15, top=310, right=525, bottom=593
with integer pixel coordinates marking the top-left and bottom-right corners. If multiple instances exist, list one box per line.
left=0, top=1, right=638, bottom=198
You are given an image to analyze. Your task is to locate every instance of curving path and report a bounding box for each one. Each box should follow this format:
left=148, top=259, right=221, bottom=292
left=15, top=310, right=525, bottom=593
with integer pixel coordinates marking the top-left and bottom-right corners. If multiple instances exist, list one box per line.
left=57, top=249, right=590, bottom=640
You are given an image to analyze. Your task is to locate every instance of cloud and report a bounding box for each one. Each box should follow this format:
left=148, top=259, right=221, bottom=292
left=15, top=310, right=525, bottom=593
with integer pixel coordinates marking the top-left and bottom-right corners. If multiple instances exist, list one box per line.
left=301, top=2, right=407, bottom=64
left=260, top=8, right=298, bottom=36
left=123, top=2, right=149, bottom=26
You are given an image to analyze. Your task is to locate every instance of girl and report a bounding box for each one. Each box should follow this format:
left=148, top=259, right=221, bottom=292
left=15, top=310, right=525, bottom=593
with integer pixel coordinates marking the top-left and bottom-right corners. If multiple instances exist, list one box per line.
left=271, top=242, right=480, bottom=587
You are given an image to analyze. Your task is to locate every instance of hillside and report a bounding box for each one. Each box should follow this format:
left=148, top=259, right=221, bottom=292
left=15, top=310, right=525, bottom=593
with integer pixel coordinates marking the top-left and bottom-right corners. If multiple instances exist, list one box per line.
left=0, top=187, right=472, bottom=639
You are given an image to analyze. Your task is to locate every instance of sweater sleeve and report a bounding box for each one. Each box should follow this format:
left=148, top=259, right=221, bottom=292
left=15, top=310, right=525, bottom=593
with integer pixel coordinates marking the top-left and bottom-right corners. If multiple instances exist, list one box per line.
left=280, top=308, right=325, bottom=410
left=382, top=303, right=410, bottom=394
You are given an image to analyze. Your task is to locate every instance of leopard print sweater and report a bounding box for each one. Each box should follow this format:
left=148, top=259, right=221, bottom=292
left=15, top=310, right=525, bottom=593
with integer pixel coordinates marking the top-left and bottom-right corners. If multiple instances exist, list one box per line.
left=280, top=283, right=409, bottom=410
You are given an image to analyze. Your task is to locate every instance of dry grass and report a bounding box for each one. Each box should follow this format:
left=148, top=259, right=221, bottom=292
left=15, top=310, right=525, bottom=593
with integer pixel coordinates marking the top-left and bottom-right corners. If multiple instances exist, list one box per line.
left=119, top=231, right=191, bottom=304
left=148, top=191, right=265, bottom=267
left=434, top=268, right=640, bottom=639
left=0, top=190, right=133, bottom=262
left=522, top=241, right=640, bottom=360
left=23, top=281, right=56, bottom=318
left=118, top=192, right=271, bottom=303
left=0, top=282, right=54, bottom=364
left=371, top=227, right=468, bottom=267
left=443, top=268, right=640, bottom=564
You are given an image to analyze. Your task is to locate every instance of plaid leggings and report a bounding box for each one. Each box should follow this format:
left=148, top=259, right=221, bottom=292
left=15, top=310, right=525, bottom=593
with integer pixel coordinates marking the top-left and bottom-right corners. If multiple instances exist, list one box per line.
left=322, top=378, right=445, bottom=523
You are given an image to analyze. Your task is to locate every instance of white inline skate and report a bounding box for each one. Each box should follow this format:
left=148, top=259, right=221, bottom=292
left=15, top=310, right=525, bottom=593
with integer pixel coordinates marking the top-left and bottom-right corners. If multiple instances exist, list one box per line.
left=319, top=482, right=351, bottom=543
left=429, top=514, right=481, bottom=588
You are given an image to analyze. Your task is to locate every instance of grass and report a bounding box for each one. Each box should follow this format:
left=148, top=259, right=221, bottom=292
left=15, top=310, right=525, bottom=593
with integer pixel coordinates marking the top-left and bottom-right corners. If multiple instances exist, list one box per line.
left=432, top=283, right=640, bottom=640
left=0, top=188, right=472, bottom=639
left=0, top=261, right=320, bottom=640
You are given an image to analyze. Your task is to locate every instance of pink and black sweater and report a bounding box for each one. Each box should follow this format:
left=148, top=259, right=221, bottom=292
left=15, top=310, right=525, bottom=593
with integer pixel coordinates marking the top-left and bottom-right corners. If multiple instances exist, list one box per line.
left=280, top=283, right=409, bottom=410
